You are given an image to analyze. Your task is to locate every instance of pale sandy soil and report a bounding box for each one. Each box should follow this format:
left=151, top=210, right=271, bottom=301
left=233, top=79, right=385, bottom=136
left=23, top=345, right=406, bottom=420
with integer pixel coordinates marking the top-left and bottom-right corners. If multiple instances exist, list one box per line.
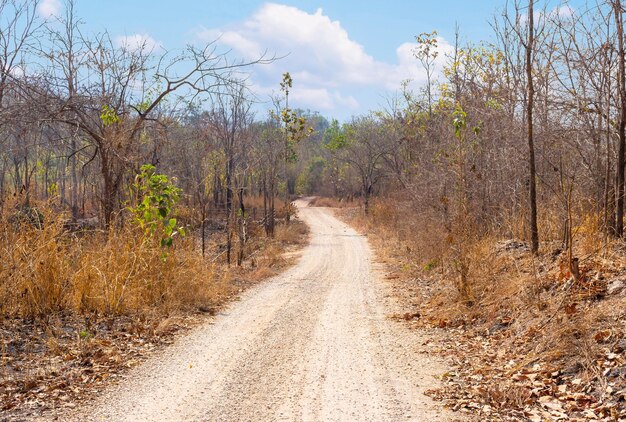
left=48, top=199, right=455, bottom=422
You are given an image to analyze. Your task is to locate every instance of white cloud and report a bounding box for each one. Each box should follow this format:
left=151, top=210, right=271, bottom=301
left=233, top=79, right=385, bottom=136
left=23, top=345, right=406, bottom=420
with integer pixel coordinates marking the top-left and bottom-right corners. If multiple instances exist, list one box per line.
left=520, top=5, right=576, bottom=25
left=115, top=34, right=161, bottom=53
left=37, top=0, right=61, bottom=18
left=8, top=65, right=25, bottom=78
left=553, top=5, right=575, bottom=18
left=393, top=37, right=453, bottom=89
left=194, top=3, right=452, bottom=114
left=196, top=27, right=263, bottom=58
left=291, top=87, right=360, bottom=111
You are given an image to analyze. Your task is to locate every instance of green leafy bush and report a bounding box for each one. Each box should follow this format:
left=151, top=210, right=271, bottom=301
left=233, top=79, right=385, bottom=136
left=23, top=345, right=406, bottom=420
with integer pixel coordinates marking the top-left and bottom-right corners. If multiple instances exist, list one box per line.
left=129, top=164, right=185, bottom=247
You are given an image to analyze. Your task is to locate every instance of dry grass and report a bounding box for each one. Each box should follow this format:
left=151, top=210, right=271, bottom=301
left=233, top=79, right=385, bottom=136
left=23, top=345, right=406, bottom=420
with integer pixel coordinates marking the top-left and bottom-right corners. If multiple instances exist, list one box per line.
left=345, top=200, right=449, bottom=276
left=0, top=207, right=224, bottom=321
left=308, top=196, right=356, bottom=208
left=275, top=219, right=309, bottom=245
left=0, top=200, right=309, bottom=323
left=243, top=195, right=288, bottom=218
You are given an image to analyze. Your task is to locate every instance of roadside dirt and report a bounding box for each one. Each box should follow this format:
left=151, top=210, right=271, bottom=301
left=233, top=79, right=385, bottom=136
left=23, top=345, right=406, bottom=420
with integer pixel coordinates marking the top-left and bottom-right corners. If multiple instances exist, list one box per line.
left=43, top=199, right=455, bottom=421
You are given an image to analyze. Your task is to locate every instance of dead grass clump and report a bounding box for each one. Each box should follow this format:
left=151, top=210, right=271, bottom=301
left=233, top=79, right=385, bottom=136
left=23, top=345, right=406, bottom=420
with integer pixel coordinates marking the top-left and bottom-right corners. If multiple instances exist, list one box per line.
left=343, top=199, right=449, bottom=276
left=242, top=195, right=287, bottom=220
left=576, top=212, right=606, bottom=255
left=0, top=205, right=226, bottom=321
left=275, top=219, right=309, bottom=245
left=253, top=243, right=284, bottom=270
left=0, top=210, right=73, bottom=320
left=308, top=196, right=354, bottom=208
left=237, top=218, right=309, bottom=283
left=73, top=231, right=222, bottom=315
left=244, top=195, right=285, bottom=211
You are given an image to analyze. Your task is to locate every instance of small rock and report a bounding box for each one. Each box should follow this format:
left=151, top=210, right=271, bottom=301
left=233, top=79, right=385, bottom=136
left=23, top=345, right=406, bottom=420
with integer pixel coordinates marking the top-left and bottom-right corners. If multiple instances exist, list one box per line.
left=495, top=239, right=530, bottom=254
left=607, top=367, right=626, bottom=378
left=606, top=279, right=626, bottom=295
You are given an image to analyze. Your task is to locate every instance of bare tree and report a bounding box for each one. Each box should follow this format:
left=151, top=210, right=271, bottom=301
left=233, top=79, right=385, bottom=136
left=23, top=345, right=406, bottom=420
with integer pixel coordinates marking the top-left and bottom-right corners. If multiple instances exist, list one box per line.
left=205, top=83, right=253, bottom=265
left=0, top=0, right=39, bottom=118
left=339, top=116, right=390, bottom=215
left=42, top=29, right=269, bottom=227
left=0, top=0, right=40, bottom=205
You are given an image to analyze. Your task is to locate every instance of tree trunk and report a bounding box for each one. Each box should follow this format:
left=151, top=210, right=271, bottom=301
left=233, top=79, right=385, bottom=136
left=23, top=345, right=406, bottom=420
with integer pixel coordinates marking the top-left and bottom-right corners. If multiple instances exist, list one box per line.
left=71, top=137, right=79, bottom=220
left=24, top=150, right=30, bottom=206
left=526, top=0, right=539, bottom=254
left=226, top=156, right=233, bottom=266
left=101, top=150, right=116, bottom=229
left=615, top=0, right=626, bottom=237
left=237, top=188, right=246, bottom=266
left=269, top=177, right=275, bottom=237
left=213, top=165, right=221, bottom=208
left=605, top=69, right=613, bottom=239
left=0, top=158, right=5, bottom=212
left=363, top=183, right=372, bottom=215
left=262, top=175, right=269, bottom=236
left=201, top=203, right=207, bottom=257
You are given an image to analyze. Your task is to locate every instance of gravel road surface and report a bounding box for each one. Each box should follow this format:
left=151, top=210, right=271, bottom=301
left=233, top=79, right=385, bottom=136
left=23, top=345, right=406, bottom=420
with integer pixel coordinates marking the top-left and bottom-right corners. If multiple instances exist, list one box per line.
left=64, top=199, right=453, bottom=421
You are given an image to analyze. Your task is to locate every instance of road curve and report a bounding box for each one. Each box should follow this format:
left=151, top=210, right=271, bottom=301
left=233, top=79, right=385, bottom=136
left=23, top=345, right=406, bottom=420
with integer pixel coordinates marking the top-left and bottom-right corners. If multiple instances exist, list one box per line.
left=65, top=199, right=452, bottom=422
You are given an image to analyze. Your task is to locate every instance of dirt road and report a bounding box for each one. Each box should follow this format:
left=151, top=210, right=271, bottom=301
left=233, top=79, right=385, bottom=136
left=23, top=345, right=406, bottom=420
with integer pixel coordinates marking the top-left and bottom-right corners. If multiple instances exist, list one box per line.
left=66, top=200, right=452, bottom=421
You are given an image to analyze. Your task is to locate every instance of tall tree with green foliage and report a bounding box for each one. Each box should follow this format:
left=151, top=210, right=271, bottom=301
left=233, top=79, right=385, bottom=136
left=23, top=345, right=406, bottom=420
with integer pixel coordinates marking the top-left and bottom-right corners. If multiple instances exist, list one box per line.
left=273, top=72, right=312, bottom=222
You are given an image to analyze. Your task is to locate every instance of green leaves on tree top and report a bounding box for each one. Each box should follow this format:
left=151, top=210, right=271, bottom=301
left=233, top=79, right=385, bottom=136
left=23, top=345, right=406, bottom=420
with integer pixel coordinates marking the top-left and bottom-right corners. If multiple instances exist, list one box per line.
left=323, top=119, right=348, bottom=151
left=100, top=105, right=120, bottom=126
left=414, top=30, right=439, bottom=62
left=272, top=71, right=313, bottom=163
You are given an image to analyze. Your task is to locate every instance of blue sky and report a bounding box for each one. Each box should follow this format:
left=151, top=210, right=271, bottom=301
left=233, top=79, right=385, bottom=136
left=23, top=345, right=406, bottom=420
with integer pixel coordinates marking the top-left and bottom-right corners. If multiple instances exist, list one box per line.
left=36, top=0, right=569, bottom=119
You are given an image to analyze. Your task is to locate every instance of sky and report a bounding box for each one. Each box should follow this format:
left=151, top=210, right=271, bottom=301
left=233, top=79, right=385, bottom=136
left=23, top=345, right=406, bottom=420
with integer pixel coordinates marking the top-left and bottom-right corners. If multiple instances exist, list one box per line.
left=34, top=0, right=569, bottom=120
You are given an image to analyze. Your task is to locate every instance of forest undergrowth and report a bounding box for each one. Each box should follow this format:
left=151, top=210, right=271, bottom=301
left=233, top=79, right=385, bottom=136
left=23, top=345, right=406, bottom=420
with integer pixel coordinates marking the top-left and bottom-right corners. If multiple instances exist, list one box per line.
left=333, top=198, right=626, bottom=421
left=0, top=197, right=309, bottom=420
